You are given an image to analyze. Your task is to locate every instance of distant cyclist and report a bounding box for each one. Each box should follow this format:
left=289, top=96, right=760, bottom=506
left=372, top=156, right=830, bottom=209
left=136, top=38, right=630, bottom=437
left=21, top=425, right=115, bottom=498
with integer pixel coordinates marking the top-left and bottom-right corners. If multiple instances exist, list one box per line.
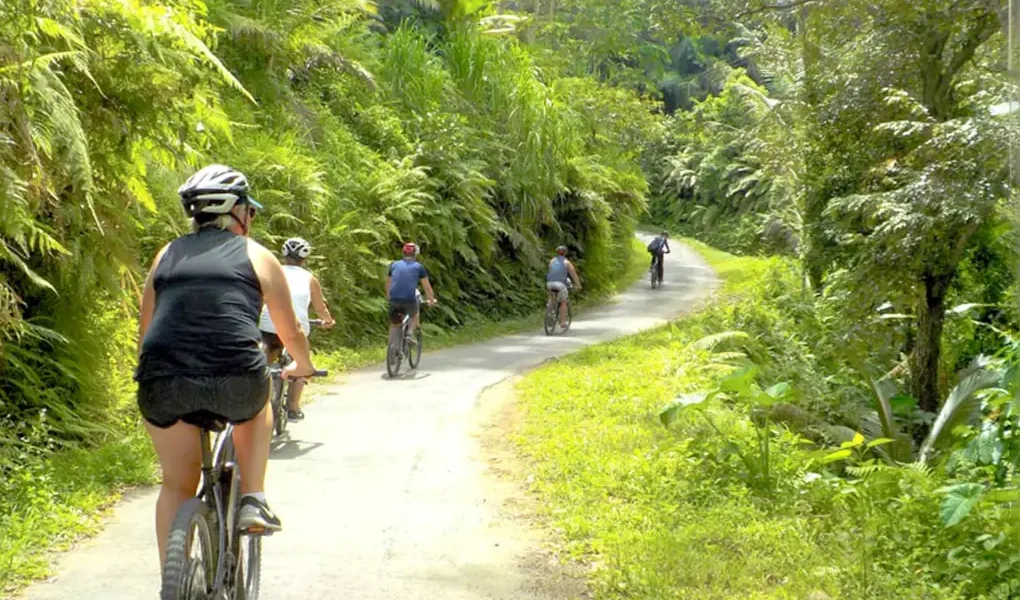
left=546, top=246, right=582, bottom=330
left=135, top=164, right=318, bottom=569
left=647, top=231, right=671, bottom=282
left=259, top=237, right=335, bottom=422
left=386, top=242, right=436, bottom=339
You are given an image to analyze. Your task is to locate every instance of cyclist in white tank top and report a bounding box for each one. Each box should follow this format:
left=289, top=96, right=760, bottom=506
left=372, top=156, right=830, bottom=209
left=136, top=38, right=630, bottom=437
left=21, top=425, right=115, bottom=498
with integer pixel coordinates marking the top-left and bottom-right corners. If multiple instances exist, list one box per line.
left=259, top=237, right=335, bottom=421
left=259, top=265, right=314, bottom=334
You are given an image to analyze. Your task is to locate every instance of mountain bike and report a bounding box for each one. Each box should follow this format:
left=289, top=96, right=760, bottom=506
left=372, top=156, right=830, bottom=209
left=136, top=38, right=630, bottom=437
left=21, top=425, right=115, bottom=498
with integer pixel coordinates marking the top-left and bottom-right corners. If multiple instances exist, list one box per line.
left=544, top=280, right=573, bottom=336
left=266, top=319, right=324, bottom=439
left=386, top=292, right=427, bottom=377
left=650, top=254, right=662, bottom=289
left=160, top=371, right=326, bottom=600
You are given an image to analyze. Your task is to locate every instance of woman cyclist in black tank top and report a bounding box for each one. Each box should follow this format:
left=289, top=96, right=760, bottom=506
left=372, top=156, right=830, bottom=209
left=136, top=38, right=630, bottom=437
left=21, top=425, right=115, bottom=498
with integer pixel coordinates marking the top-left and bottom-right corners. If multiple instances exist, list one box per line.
left=135, top=165, right=319, bottom=570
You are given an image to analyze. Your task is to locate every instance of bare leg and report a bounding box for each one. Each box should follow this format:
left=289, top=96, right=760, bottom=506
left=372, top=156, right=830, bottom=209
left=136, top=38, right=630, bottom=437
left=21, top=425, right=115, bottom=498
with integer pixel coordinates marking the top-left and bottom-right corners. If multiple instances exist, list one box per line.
left=559, top=299, right=569, bottom=327
left=145, top=420, right=202, bottom=570
left=286, top=379, right=306, bottom=412
left=232, top=401, right=272, bottom=496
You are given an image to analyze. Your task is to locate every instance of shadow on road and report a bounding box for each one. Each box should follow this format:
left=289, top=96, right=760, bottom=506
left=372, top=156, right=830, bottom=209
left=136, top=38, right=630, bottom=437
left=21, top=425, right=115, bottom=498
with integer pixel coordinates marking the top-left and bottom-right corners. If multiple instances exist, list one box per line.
left=270, top=438, right=325, bottom=461
left=381, top=370, right=433, bottom=382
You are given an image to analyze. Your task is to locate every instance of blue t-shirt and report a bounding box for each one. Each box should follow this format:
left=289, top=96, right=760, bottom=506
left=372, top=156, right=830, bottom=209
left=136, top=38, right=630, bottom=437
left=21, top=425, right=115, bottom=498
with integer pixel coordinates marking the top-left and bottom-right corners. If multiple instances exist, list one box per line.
left=388, top=259, right=428, bottom=301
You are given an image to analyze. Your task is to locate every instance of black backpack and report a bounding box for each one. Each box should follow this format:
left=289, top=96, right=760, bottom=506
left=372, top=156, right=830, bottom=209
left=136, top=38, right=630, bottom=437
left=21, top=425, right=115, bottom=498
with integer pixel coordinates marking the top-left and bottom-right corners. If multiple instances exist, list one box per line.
left=647, top=237, right=663, bottom=253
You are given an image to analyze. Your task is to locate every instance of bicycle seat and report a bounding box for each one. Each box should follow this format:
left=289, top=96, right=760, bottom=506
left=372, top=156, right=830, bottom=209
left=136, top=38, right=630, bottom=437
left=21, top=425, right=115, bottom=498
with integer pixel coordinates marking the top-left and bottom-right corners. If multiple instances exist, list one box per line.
left=182, top=410, right=230, bottom=432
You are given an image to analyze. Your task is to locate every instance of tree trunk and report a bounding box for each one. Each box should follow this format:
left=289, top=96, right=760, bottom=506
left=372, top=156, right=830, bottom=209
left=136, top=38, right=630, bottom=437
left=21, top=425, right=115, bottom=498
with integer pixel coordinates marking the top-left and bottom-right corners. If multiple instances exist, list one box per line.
left=912, top=274, right=951, bottom=413
left=799, top=5, right=826, bottom=293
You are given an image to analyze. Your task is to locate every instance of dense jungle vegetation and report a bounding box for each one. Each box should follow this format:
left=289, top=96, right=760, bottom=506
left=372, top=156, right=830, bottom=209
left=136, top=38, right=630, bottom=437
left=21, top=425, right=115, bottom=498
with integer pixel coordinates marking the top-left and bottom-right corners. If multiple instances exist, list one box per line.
left=4, top=0, right=1020, bottom=596
left=511, top=0, right=1020, bottom=598
left=1, top=0, right=655, bottom=586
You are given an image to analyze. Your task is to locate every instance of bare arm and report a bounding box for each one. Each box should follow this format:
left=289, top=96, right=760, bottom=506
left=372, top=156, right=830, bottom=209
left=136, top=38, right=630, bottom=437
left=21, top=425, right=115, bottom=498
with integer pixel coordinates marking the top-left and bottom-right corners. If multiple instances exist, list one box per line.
left=309, top=276, right=335, bottom=328
left=421, top=277, right=436, bottom=304
left=137, top=243, right=170, bottom=358
left=385, top=276, right=392, bottom=299
left=567, top=261, right=582, bottom=291
left=247, top=239, right=315, bottom=375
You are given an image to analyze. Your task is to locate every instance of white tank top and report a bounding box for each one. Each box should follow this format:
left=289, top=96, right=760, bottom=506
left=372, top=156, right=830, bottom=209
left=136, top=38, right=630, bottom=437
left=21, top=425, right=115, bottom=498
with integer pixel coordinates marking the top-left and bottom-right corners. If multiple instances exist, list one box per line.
left=259, top=265, right=313, bottom=335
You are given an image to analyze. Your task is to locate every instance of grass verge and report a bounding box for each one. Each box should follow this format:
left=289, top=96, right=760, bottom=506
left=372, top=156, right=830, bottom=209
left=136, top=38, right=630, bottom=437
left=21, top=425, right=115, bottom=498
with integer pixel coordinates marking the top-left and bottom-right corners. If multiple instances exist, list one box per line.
left=511, top=241, right=1007, bottom=599
left=1, top=432, right=157, bottom=595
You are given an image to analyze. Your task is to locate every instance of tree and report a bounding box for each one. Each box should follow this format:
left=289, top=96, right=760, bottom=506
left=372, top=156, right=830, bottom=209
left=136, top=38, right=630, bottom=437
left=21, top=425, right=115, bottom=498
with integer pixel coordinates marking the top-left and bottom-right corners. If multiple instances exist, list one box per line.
left=811, top=0, right=1008, bottom=412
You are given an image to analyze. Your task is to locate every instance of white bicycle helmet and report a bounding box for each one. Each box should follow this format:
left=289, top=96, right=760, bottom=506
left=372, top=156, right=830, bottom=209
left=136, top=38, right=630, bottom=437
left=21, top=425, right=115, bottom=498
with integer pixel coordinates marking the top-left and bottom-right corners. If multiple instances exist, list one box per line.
left=178, top=164, right=262, bottom=216
left=282, top=237, right=312, bottom=259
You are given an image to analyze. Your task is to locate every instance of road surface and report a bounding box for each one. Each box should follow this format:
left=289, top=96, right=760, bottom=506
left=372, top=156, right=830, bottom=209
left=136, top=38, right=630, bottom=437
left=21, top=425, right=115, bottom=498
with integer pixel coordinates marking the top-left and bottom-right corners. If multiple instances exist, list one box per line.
left=16, top=238, right=716, bottom=600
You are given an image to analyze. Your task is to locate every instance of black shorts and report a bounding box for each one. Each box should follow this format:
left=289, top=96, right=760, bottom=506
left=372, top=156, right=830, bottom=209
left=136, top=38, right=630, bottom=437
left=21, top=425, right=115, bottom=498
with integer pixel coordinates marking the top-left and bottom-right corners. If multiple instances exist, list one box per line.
left=388, top=299, right=419, bottom=324
left=137, top=371, right=270, bottom=430
left=261, top=330, right=284, bottom=354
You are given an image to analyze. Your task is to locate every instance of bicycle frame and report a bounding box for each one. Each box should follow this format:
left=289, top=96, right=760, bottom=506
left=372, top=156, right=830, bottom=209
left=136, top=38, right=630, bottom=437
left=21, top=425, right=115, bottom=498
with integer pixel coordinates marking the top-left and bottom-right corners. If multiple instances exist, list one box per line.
left=199, top=424, right=240, bottom=593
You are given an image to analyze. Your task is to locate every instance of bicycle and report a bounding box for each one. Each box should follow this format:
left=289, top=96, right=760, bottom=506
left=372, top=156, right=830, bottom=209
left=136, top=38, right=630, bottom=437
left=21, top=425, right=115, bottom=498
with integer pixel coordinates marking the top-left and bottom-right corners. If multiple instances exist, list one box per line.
left=266, top=319, right=324, bottom=439
left=650, top=254, right=662, bottom=289
left=386, top=293, right=426, bottom=378
left=159, top=371, right=323, bottom=600
left=544, top=280, right=573, bottom=336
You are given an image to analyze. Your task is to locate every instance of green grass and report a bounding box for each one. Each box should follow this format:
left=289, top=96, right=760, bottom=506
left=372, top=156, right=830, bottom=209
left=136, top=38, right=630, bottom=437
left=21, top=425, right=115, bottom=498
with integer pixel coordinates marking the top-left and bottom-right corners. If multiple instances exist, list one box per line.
left=511, top=242, right=990, bottom=599
left=0, top=432, right=157, bottom=594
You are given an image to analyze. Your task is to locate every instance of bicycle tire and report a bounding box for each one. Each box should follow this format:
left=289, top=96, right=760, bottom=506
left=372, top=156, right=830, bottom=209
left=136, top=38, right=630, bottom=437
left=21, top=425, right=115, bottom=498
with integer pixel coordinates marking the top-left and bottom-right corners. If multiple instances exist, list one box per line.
left=161, top=498, right=217, bottom=600
left=650, top=258, right=659, bottom=289
left=543, top=302, right=556, bottom=335
left=233, top=534, right=262, bottom=600
left=408, top=328, right=423, bottom=369
left=386, top=329, right=402, bottom=377
left=270, top=375, right=286, bottom=437
left=565, top=301, right=572, bottom=329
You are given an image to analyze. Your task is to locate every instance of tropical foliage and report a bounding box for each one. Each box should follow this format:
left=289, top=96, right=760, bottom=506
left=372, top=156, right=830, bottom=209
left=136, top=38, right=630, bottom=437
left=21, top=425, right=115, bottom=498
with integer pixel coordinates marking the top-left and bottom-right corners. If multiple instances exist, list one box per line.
left=0, top=0, right=650, bottom=585
left=516, top=243, right=1020, bottom=599
left=507, top=0, right=1020, bottom=597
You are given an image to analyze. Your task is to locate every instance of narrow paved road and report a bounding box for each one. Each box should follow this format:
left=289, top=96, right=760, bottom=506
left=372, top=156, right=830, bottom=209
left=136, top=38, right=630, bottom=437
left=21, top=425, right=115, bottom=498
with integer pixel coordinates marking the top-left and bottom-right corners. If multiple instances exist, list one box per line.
left=18, top=238, right=716, bottom=600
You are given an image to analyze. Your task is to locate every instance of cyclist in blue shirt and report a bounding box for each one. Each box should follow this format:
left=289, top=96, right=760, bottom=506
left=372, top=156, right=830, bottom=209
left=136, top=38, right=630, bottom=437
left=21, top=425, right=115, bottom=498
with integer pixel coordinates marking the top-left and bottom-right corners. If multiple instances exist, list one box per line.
left=386, top=242, right=436, bottom=339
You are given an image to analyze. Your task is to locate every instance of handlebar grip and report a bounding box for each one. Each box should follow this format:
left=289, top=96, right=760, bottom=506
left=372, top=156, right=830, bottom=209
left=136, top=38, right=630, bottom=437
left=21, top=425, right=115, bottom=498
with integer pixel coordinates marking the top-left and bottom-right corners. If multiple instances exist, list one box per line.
left=314, top=369, right=328, bottom=377
left=309, top=319, right=325, bottom=326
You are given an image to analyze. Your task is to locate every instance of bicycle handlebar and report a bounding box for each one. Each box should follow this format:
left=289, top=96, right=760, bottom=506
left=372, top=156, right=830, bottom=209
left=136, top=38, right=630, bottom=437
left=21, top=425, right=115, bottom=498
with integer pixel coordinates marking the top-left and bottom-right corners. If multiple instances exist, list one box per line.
left=268, top=367, right=329, bottom=379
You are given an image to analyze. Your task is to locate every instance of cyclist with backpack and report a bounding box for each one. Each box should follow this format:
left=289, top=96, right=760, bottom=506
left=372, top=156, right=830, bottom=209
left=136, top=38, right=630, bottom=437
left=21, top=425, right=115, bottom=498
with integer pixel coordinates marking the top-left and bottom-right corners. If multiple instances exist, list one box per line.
left=647, top=231, right=671, bottom=283
left=259, top=237, right=335, bottom=422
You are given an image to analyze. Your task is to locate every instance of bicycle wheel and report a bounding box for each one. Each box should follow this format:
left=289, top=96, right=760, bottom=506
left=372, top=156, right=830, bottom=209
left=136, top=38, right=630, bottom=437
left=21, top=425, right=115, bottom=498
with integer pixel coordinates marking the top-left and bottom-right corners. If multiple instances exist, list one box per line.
left=650, top=259, right=659, bottom=289
left=161, top=498, right=217, bottom=600
left=543, top=302, right=556, bottom=335
left=232, top=533, right=262, bottom=600
left=407, top=328, right=423, bottom=369
left=386, top=329, right=402, bottom=378
left=270, top=375, right=286, bottom=437
left=565, top=301, right=572, bottom=330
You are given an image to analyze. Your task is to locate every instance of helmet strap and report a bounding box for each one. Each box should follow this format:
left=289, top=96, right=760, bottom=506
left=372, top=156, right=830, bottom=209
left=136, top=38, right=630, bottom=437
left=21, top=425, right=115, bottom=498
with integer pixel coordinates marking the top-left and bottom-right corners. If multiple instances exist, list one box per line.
left=227, top=206, right=251, bottom=236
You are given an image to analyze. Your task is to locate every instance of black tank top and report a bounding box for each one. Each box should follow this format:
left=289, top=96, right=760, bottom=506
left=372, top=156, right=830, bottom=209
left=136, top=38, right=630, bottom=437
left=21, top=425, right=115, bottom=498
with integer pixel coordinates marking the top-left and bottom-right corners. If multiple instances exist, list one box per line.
left=135, top=228, right=267, bottom=381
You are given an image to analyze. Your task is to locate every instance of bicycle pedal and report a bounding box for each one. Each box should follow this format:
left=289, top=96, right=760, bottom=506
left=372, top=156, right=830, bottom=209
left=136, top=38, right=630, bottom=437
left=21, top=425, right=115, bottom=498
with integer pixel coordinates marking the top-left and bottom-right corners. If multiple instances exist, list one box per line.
left=242, top=525, right=273, bottom=537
